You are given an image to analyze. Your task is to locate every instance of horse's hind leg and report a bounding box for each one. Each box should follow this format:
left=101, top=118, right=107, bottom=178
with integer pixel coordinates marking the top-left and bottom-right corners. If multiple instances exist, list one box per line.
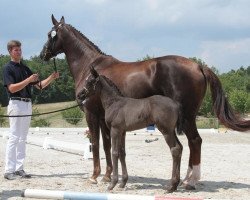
left=100, top=119, right=112, bottom=182
left=181, top=118, right=202, bottom=190
left=161, top=128, right=183, bottom=193
left=118, top=133, right=128, bottom=188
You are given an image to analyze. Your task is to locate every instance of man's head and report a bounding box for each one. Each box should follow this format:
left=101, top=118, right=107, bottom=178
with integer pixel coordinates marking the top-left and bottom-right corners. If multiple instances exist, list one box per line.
left=7, top=40, right=22, bottom=62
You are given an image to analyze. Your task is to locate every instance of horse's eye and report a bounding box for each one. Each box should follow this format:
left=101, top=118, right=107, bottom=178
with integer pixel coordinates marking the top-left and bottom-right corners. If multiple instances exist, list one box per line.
left=51, top=30, right=57, bottom=38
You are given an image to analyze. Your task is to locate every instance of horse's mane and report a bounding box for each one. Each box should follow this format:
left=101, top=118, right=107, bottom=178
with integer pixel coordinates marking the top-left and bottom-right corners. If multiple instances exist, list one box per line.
left=67, top=24, right=106, bottom=55
left=100, top=75, right=124, bottom=97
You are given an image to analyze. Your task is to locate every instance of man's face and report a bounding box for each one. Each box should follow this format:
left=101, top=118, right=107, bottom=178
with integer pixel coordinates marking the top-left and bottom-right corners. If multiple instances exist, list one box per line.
left=9, top=46, right=22, bottom=62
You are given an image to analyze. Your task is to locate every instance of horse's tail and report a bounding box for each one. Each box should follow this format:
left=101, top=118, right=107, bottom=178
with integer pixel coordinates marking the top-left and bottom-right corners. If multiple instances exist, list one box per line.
left=200, top=65, right=250, bottom=131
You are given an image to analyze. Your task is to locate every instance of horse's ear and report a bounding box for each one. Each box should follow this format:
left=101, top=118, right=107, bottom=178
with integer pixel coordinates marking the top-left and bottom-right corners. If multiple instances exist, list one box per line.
left=90, top=66, right=99, bottom=78
left=51, top=14, right=59, bottom=25
left=60, top=16, right=65, bottom=24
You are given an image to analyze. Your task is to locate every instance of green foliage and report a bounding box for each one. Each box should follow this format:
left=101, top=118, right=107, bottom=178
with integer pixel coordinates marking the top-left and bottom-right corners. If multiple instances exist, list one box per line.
left=31, top=118, right=51, bottom=127
left=198, top=91, right=214, bottom=117
left=61, top=106, right=83, bottom=125
left=31, top=108, right=51, bottom=127
left=229, top=89, right=250, bottom=114
left=0, top=105, right=7, bottom=126
left=137, top=54, right=154, bottom=61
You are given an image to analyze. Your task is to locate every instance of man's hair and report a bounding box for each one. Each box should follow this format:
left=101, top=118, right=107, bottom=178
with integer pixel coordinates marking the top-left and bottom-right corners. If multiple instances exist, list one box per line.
left=7, top=40, right=21, bottom=52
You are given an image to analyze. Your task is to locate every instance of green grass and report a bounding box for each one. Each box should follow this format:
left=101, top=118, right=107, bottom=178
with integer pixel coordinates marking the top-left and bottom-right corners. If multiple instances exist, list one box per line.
left=0, top=101, right=87, bottom=128
left=32, top=101, right=87, bottom=127
left=1, top=101, right=223, bottom=129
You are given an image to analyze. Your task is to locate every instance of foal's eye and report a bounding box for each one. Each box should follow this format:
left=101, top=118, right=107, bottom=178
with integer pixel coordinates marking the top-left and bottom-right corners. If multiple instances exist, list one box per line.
left=51, top=30, right=57, bottom=38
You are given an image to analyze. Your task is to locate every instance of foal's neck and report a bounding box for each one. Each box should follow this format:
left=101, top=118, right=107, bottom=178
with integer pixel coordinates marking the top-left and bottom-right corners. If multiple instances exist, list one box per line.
left=99, top=77, right=122, bottom=110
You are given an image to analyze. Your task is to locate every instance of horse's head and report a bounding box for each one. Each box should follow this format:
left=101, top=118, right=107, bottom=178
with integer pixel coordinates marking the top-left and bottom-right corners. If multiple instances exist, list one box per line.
left=40, top=15, right=65, bottom=61
left=77, top=67, right=100, bottom=102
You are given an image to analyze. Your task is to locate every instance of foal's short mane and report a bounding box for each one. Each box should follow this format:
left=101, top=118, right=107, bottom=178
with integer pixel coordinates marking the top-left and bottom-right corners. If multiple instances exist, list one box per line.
left=100, top=75, right=124, bottom=97
left=67, top=24, right=106, bottom=55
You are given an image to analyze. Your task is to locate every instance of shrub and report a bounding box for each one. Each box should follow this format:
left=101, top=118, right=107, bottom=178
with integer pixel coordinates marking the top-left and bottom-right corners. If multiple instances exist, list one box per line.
left=61, top=106, right=83, bottom=125
left=0, top=106, right=7, bottom=126
left=31, top=118, right=51, bottom=127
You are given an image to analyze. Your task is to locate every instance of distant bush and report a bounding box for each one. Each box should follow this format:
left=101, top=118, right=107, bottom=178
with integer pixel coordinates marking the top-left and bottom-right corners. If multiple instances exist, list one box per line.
left=31, top=108, right=51, bottom=127
left=229, top=89, right=250, bottom=114
left=61, top=106, right=83, bottom=125
left=0, top=106, right=7, bottom=126
left=31, top=118, right=51, bottom=127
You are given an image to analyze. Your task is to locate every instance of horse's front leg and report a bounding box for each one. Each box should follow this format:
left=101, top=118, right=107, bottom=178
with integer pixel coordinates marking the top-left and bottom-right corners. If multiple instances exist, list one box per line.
left=100, top=119, right=112, bottom=182
left=181, top=118, right=202, bottom=190
left=85, top=111, right=101, bottom=184
left=107, top=127, right=121, bottom=190
left=118, top=132, right=128, bottom=188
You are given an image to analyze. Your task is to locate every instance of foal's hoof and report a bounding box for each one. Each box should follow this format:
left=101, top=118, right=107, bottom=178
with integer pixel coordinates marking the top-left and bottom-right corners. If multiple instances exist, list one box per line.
left=88, top=177, right=97, bottom=184
left=119, top=183, right=126, bottom=188
left=185, top=184, right=196, bottom=190
left=101, top=176, right=111, bottom=183
left=181, top=183, right=196, bottom=190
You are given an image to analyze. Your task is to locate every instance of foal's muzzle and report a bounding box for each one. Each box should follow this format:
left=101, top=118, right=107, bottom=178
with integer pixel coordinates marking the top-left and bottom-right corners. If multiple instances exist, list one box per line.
left=77, top=87, right=89, bottom=103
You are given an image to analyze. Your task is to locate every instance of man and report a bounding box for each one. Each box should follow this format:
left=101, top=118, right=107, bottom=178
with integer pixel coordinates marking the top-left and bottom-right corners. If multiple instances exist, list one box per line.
left=2, top=40, right=59, bottom=180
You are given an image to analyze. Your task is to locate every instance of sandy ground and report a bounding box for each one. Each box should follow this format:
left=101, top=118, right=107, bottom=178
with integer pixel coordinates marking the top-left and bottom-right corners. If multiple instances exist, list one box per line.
left=0, top=128, right=250, bottom=200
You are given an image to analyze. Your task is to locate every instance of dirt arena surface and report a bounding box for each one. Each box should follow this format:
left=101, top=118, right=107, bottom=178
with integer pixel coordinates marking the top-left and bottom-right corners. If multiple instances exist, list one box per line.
left=0, top=128, right=250, bottom=199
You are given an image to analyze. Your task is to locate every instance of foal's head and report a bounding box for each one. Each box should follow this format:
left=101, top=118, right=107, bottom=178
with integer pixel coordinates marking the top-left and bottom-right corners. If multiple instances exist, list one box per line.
left=77, top=67, right=100, bottom=101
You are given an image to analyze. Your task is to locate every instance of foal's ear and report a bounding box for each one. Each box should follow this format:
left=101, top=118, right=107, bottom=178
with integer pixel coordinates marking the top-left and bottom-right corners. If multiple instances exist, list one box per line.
left=90, top=66, right=99, bottom=78
left=51, top=14, right=59, bottom=25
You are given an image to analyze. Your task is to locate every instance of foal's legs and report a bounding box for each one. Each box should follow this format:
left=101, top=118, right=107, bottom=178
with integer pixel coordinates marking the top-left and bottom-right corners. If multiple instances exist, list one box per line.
left=108, top=127, right=121, bottom=190
left=100, top=119, right=112, bottom=182
left=118, top=133, right=128, bottom=188
left=160, top=128, right=183, bottom=193
left=182, top=118, right=202, bottom=190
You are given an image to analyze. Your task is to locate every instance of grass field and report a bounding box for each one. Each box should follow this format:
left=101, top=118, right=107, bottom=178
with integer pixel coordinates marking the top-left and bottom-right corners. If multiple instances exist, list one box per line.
left=1, top=101, right=222, bottom=129
left=0, top=101, right=87, bottom=128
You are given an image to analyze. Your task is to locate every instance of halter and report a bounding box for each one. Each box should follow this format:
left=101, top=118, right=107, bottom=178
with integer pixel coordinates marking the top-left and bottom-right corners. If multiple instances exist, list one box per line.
left=42, top=24, right=62, bottom=61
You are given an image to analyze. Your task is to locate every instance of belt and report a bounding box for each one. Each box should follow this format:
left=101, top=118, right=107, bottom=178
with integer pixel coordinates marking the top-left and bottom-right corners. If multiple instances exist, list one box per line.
left=10, top=97, right=31, bottom=102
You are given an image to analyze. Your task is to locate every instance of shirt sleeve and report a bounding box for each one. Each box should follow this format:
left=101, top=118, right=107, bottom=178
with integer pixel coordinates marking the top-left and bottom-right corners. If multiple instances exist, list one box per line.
left=3, top=65, right=15, bottom=88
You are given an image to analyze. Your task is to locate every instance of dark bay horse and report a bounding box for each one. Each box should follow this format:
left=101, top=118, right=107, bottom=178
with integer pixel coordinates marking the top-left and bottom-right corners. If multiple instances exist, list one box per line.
left=77, top=67, right=183, bottom=192
left=40, top=15, right=250, bottom=190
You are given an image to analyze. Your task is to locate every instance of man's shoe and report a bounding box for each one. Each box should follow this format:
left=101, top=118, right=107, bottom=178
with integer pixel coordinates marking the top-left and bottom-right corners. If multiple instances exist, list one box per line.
left=4, top=172, right=17, bottom=180
left=15, top=170, right=31, bottom=178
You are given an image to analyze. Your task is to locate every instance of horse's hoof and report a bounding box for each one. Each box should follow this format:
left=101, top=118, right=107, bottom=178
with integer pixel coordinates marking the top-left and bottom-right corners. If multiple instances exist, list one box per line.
left=165, top=185, right=176, bottom=193
left=88, top=178, right=97, bottom=184
left=107, top=185, right=114, bottom=191
left=101, top=176, right=111, bottom=183
left=185, top=184, right=196, bottom=190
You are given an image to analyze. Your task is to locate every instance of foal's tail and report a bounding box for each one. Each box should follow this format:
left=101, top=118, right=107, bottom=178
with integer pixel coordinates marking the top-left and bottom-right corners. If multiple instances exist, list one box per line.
left=200, top=65, right=250, bottom=131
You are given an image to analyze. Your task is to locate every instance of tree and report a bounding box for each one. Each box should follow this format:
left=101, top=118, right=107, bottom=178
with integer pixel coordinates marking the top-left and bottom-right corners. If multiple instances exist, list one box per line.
left=229, top=89, right=249, bottom=114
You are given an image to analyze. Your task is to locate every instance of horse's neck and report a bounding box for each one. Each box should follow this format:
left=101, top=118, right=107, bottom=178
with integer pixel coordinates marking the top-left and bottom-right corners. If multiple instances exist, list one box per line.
left=62, top=28, right=102, bottom=84
left=99, top=77, right=122, bottom=109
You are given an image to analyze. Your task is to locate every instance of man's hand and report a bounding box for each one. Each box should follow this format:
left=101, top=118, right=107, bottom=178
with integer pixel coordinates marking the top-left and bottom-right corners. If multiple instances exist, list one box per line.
left=28, top=74, right=39, bottom=83
left=50, top=72, right=59, bottom=80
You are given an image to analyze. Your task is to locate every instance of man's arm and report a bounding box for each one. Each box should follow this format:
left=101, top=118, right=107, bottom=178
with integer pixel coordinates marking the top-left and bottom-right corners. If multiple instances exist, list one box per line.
left=8, top=74, right=39, bottom=93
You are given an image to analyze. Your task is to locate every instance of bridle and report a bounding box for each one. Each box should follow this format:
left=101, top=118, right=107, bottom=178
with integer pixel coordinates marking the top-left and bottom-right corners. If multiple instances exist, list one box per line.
left=42, top=24, right=62, bottom=62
